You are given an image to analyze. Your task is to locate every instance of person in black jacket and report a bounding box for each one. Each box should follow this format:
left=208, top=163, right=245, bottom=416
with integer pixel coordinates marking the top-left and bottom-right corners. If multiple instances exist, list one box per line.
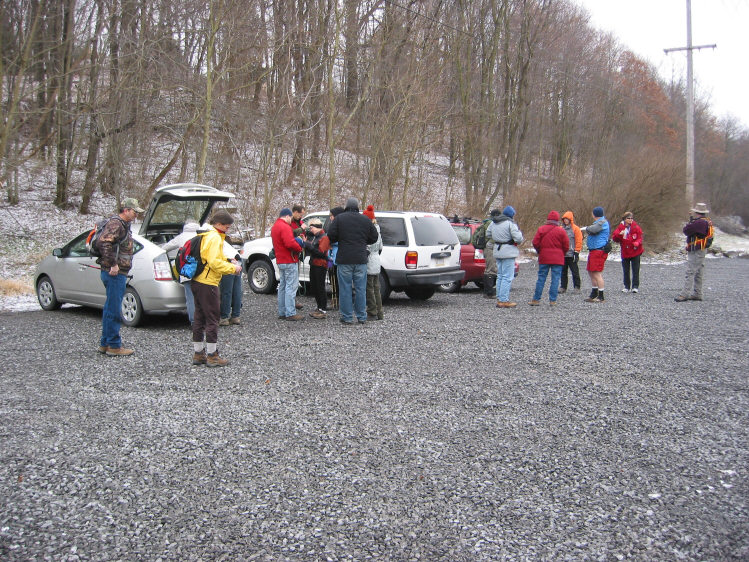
left=327, top=197, right=379, bottom=324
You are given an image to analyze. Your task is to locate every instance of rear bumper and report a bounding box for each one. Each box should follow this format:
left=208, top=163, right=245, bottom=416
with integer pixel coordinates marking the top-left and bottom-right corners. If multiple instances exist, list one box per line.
left=386, top=267, right=465, bottom=289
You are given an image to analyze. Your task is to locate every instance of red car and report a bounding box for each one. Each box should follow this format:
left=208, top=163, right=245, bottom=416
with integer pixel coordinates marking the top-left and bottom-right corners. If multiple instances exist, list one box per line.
left=439, top=219, right=518, bottom=293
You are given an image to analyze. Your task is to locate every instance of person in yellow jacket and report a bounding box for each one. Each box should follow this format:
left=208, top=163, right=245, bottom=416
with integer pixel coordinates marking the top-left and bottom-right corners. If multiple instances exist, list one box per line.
left=191, top=210, right=242, bottom=367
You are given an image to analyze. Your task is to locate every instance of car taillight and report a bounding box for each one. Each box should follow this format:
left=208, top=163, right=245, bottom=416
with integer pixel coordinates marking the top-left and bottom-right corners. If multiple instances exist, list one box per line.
left=405, top=251, right=418, bottom=269
left=153, top=255, right=173, bottom=281
left=474, top=249, right=485, bottom=263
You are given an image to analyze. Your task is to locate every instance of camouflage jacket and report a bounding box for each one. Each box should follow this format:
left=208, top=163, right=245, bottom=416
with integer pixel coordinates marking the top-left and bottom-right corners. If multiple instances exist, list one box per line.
left=97, top=216, right=134, bottom=273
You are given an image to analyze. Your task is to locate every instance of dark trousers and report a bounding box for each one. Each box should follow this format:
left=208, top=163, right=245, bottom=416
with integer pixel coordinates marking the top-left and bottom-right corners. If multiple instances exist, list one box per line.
left=328, top=266, right=338, bottom=308
left=621, top=255, right=641, bottom=290
left=561, top=255, right=581, bottom=289
left=309, top=264, right=328, bottom=311
left=219, top=272, right=242, bottom=319
left=192, top=281, right=220, bottom=344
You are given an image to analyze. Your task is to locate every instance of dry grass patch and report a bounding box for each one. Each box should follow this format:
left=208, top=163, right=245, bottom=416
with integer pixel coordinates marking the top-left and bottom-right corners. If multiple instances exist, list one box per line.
left=0, top=278, right=33, bottom=297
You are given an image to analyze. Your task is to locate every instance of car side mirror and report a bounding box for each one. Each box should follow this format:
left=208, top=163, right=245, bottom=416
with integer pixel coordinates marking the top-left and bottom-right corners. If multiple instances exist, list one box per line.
left=53, top=248, right=62, bottom=257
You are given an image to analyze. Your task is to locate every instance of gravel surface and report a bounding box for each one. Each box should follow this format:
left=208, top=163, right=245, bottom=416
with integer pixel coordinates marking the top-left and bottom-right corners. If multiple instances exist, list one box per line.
left=1, top=258, right=747, bottom=560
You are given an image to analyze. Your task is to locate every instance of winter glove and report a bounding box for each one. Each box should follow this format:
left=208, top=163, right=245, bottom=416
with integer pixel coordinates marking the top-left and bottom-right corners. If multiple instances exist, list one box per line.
left=574, top=252, right=579, bottom=262
left=294, top=237, right=303, bottom=248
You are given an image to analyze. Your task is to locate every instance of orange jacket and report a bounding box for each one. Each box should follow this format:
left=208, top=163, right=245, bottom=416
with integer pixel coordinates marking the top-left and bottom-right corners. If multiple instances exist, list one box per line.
left=562, top=211, right=583, bottom=252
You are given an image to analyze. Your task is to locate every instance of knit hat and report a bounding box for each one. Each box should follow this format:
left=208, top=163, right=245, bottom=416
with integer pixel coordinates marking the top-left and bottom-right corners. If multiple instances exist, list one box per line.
left=547, top=210, right=560, bottom=222
left=593, top=206, right=604, bottom=217
left=502, top=205, right=516, bottom=218
left=490, top=209, right=501, bottom=217
left=211, top=210, right=234, bottom=225
left=345, top=197, right=360, bottom=211
left=279, top=208, right=293, bottom=217
left=330, top=206, right=344, bottom=217
left=363, top=204, right=376, bottom=220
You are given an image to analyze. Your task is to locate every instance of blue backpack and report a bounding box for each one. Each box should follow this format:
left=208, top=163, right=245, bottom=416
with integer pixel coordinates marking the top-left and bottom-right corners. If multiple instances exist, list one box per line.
left=175, top=234, right=206, bottom=279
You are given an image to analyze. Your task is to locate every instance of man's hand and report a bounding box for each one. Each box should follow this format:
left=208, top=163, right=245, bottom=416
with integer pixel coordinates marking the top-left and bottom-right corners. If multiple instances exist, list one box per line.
left=233, top=263, right=242, bottom=274
left=109, top=264, right=119, bottom=276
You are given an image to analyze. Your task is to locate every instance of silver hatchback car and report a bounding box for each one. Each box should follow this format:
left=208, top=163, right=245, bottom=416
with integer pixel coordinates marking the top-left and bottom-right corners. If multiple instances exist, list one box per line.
left=34, top=183, right=235, bottom=326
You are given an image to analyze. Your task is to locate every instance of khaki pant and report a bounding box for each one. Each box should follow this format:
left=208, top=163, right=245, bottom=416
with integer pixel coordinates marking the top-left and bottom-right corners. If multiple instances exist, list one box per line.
left=680, top=249, right=705, bottom=298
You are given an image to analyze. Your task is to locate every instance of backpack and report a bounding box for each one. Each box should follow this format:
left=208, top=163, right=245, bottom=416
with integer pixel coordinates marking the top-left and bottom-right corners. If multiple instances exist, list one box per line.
left=175, top=234, right=207, bottom=279
left=86, top=216, right=123, bottom=258
left=692, top=217, right=714, bottom=250
left=472, top=222, right=488, bottom=249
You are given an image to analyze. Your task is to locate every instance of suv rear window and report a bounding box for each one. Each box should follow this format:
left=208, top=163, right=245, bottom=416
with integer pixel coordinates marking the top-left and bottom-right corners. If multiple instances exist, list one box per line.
left=150, top=199, right=214, bottom=226
left=411, top=216, right=460, bottom=246
left=451, top=224, right=473, bottom=245
left=379, top=217, right=408, bottom=246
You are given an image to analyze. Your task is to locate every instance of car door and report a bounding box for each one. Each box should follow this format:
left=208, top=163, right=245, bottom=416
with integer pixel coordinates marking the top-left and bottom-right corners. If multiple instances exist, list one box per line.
left=53, top=232, right=106, bottom=306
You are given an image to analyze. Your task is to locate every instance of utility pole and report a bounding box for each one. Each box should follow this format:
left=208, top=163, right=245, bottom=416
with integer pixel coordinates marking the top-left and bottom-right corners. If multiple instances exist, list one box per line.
left=664, top=0, right=716, bottom=206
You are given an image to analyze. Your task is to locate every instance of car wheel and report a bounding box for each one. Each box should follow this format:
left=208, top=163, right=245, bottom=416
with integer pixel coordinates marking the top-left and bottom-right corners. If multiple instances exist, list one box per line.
left=437, top=280, right=460, bottom=293
left=405, top=287, right=436, bottom=300
left=121, top=288, right=143, bottom=327
left=36, top=276, right=61, bottom=310
left=248, top=259, right=276, bottom=294
left=379, top=271, right=392, bottom=301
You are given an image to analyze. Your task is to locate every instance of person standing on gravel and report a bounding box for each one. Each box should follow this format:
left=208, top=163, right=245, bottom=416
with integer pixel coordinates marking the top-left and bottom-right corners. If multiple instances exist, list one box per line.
left=96, top=197, right=144, bottom=357
left=486, top=206, right=523, bottom=308
left=162, top=220, right=199, bottom=325
left=529, top=211, right=569, bottom=306
left=271, top=208, right=305, bottom=321
left=363, top=205, right=384, bottom=320
left=219, top=239, right=243, bottom=325
left=473, top=211, right=497, bottom=297
left=303, top=217, right=330, bottom=319
left=612, top=211, right=644, bottom=293
left=191, top=210, right=242, bottom=367
left=327, top=197, right=379, bottom=324
left=675, top=203, right=713, bottom=302
left=559, top=211, right=582, bottom=294
left=583, top=206, right=610, bottom=303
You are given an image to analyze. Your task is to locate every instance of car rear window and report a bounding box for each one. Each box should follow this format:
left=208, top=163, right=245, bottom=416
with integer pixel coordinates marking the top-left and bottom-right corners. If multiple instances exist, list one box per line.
left=451, top=225, right=473, bottom=245
left=379, top=217, right=408, bottom=246
left=411, top=216, right=460, bottom=246
left=150, top=199, right=214, bottom=226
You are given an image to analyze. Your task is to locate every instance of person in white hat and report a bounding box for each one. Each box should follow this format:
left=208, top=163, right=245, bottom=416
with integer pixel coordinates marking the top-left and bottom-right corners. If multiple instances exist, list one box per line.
left=675, top=203, right=713, bottom=302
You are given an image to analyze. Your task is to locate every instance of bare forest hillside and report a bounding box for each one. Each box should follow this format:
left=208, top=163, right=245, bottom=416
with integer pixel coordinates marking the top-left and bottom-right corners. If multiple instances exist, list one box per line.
left=2, top=1, right=748, bottom=266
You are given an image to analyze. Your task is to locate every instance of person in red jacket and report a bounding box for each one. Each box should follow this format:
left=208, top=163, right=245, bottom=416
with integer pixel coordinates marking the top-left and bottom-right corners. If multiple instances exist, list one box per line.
left=611, top=211, right=644, bottom=293
left=271, top=208, right=305, bottom=321
left=529, top=210, right=569, bottom=306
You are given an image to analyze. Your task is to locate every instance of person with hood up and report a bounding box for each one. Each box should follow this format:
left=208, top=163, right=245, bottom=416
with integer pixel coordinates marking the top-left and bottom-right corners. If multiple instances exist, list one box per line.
left=529, top=211, right=569, bottom=306
left=271, top=208, right=305, bottom=321
left=327, top=197, right=379, bottom=324
left=486, top=206, right=524, bottom=308
left=559, top=211, right=583, bottom=294
left=162, top=219, right=200, bottom=324
left=583, top=206, right=610, bottom=303
left=611, top=211, right=644, bottom=293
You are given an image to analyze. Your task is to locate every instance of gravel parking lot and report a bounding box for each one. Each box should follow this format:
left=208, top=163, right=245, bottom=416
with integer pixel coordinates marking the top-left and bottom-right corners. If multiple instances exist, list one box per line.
left=1, top=258, right=747, bottom=560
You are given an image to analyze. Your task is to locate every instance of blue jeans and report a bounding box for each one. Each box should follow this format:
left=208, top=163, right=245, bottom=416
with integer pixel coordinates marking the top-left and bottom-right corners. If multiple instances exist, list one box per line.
left=495, top=258, right=516, bottom=302
left=337, top=263, right=368, bottom=322
left=220, top=273, right=242, bottom=319
left=100, top=271, right=127, bottom=348
left=277, top=262, right=298, bottom=317
left=533, top=264, right=563, bottom=302
left=183, top=281, right=195, bottom=324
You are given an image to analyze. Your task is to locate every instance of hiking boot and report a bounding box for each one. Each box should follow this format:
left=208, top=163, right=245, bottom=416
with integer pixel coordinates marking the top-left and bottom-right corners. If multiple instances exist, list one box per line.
left=219, top=318, right=230, bottom=326
left=229, top=317, right=241, bottom=325
left=549, top=301, right=557, bottom=306
left=572, top=287, right=581, bottom=294
left=674, top=295, right=689, bottom=302
left=309, top=310, right=327, bottom=319
left=206, top=351, right=229, bottom=368
left=528, top=300, right=540, bottom=306
left=285, top=314, right=305, bottom=321
left=97, top=346, right=109, bottom=354
left=106, top=347, right=134, bottom=357
left=558, top=288, right=567, bottom=294
left=295, top=303, right=303, bottom=310
left=192, top=351, right=207, bottom=365
left=585, top=289, right=599, bottom=302
left=688, top=295, right=703, bottom=301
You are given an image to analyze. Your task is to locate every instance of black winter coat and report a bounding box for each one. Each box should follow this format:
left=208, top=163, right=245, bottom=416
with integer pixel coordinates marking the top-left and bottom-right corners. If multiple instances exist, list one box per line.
left=327, top=210, right=379, bottom=264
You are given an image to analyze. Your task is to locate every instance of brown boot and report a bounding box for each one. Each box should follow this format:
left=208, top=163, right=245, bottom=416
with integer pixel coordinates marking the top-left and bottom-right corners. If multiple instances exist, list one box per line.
left=192, top=351, right=207, bottom=365
left=106, top=347, right=134, bottom=356
left=206, top=351, right=229, bottom=368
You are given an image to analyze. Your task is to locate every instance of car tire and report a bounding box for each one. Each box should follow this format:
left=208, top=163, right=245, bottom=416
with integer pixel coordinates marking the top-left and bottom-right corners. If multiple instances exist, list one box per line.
left=437, top=280, right=460, bottom=293
left=248, top=259, right=276, bottom=294
left=404, top=287, right=436, bottom=301
left=121, top=288, right=143, bottom=327
left=379, top=271, right=392, bottom=301
left=36, top=276, right=61, bottom=310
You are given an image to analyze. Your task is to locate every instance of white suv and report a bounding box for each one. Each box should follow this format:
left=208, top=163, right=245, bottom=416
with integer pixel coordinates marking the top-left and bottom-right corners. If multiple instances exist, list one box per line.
left=240, top=210, right=464, bottom=301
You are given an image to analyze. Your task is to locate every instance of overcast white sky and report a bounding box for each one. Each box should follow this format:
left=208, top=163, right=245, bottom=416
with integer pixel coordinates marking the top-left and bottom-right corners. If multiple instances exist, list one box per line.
left=576, top=0, right=749, bottom=128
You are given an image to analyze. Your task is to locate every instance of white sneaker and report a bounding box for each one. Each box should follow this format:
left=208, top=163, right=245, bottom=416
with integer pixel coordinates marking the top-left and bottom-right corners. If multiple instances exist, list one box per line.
left=632, top=288, right=639, bottom=293
left=622, top=288, right=630, bottom=293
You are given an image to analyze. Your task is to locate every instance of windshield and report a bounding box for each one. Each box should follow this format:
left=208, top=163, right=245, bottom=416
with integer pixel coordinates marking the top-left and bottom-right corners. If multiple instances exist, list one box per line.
left=410, top=216, right=460, bottom=246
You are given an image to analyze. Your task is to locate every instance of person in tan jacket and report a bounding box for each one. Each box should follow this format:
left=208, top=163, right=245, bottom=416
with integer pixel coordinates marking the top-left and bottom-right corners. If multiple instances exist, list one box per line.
left=191, top=210, right=242, bottom=367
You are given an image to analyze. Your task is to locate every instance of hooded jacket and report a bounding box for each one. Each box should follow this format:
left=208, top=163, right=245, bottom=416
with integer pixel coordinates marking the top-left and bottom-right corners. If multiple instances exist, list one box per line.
left=611, top=220, right=644, bottom=259
left=532, top=214, right=569, bottom=265
left=194, top=226, right=238, bottom=286
left=561, top=211, right=583, bottom=257
left=486, top=215, right=523, bottom=259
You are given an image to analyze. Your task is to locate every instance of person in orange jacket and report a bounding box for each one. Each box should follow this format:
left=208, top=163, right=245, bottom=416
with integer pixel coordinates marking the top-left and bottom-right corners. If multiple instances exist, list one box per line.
left=559, top=211, right=583, bottom=293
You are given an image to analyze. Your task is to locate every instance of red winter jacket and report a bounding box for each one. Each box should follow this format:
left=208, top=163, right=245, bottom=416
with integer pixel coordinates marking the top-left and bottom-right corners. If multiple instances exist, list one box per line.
left=270, top=218, right=302, bottom=264
left=532, top=221, right=569, bottom=265
left=611, top=220, right=644, bottom=259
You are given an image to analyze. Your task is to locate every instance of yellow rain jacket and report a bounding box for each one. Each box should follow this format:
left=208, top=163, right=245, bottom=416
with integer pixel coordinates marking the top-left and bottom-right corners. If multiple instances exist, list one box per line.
left=193, top=227, right=237, bottom=286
